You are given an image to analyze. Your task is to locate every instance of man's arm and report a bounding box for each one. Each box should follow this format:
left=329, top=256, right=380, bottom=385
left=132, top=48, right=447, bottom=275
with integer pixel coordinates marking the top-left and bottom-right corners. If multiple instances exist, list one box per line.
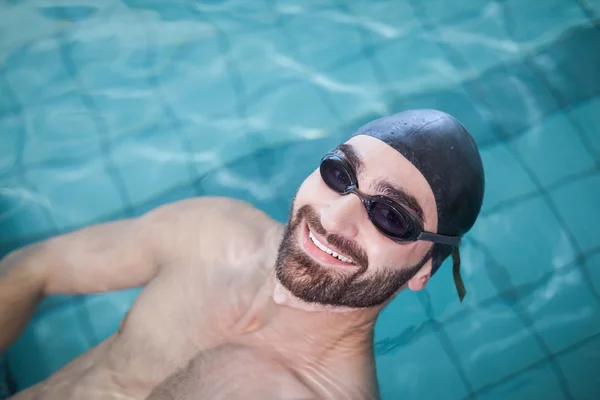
left=0, top=196, right=281, bottom=353
left=0, top=245, right=45, bottom=353
left=0, top=215, right=161, bottom=352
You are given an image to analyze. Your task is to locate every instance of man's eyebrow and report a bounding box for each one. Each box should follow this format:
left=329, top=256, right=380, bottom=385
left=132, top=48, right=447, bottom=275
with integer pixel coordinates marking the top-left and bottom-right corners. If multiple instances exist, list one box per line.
left=372, top=180, right=425, bottom=222
left=335, top=143, right=365, bottom=175
left=334, top=142, right=425, bottom=222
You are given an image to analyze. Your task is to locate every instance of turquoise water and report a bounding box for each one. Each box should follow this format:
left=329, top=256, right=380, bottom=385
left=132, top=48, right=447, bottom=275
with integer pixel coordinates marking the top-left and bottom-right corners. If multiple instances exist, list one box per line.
left=1, top=0, right=599, bottom=399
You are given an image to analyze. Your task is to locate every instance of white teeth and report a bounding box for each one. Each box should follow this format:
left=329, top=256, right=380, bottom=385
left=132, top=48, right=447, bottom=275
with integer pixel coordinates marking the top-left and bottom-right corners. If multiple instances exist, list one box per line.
left=308, top=230, right=353, bottom=264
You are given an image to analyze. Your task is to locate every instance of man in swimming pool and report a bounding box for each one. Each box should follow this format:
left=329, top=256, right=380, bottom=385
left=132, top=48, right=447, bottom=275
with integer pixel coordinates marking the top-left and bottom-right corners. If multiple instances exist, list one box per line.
left=0, top=109, right=484, bottom=400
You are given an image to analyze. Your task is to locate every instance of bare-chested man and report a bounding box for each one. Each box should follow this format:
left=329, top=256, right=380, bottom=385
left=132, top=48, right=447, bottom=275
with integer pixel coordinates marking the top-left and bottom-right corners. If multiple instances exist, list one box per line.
left=0, top=109, right=485, bottom=399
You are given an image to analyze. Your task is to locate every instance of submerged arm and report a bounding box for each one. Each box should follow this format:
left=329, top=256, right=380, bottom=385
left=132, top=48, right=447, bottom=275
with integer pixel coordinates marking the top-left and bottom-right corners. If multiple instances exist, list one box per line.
left=0, top=196, right=279, bottom=353
left=0, top=215, right=160, bottom=352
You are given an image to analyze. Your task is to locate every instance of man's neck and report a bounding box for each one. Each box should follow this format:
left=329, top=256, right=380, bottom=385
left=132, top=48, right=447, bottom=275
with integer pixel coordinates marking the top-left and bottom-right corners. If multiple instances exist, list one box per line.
left=235, top=271, right=380, bottom=366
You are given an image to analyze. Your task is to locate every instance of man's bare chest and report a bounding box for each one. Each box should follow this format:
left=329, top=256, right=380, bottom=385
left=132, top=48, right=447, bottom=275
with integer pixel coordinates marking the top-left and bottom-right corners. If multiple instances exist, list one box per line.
left=104, top=264, right=267, bottom=384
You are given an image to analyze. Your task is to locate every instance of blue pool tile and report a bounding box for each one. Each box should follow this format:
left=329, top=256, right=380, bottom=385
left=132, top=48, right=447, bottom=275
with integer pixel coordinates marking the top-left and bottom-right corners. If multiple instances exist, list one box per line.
left=585, top=251, right=600, bottom=297
left=347, top=0, right=419, bottom=38
left=417, top=266, right=463, bottom=321
left=245, top=81, right=341, bottom=135
left=374, top=285, right=430, bottom=347
left=550, top=172, right=600, bottom=253
left=463, top=64, right=559, bottom=142
left=423, top=237, right=503, bottom=320
left=132, top=184, right=198, bottom=218
left=0, top=176, right=57, bottom=246
left=3, top=38, right=77, bottom=111
left=376, top=329, right=469, bottom=400
left=153, top=40, right=239, bottom=121
left=0, top=73, right=18, bottom=118
left=476, top=363, right=565, bottom=400
left=0, top=2, right=58, bottom=50
left=0, top=116, right=20, bottom=175
left=371, top=30, right=462, bottom=96
left=512, top=113, right=596, bottom=187
left=567, top=97, right=600, bottom=159
left=61, top=38, right=166, bottom=143
left=582, top=0, right=600, bottom=18
left=229, top=28, right=300, bottom=97
left=39, top=5, right=97, bottom=22
left=519, top=265, right=600, bottom=354
left=124, top=0, right=205, bottom=23
left=282, top=10, right=365, bottom=72
left=210, top=1, right=277, bottom=28
left=197, top=138, right=335, bottom=223
left=478, top=144, right=537, bottom=213
left=21, top=91, right=103, bottom=166
left=177, top=120, right=258, bottom=177
left=25, top=160, right=128, bottom=232
left=6, top=302, right=93, bottom=390
left=555, top=334, right=600, bottom=400
left=529, top=23, right=600, bottom=107
left=319, top=58, right=388, bottom=127
left=435, top=6, right=517, bottom=75
left=443, top=299, right=546, bottom=391
left=502, top=0, right=588, bottom=43
left=110, top=117, right=198, bottom=207
left=89, top=87, right=165, bottom=145
left=470, top=196, right=578, bottom=291
left=189, top=123, right=335, bottom=180
left=37, top=294, right=80, bottom=316
left=82, top=289, right=142, bottom=342
left=411, top=0, right=489, bottom=24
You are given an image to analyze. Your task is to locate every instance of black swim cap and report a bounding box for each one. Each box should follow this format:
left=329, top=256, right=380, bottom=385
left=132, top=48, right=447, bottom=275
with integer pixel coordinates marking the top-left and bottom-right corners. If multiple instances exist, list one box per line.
left=352, top=109, right=485, bottom=301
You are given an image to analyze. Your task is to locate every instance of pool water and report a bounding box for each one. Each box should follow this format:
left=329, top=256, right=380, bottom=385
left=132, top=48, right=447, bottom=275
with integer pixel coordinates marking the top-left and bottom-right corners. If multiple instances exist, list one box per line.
left=1, top=0, right=599, bottom=399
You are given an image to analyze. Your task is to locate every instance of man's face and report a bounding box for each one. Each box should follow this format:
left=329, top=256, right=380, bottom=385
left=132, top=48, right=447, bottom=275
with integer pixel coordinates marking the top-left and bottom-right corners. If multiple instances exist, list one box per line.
left=275, top=135, right=439, bottom=308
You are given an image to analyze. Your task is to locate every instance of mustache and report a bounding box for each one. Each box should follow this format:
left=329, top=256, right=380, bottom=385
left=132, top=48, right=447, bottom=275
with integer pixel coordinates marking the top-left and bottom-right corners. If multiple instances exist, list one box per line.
left=294, top=204, right=369, bottom=271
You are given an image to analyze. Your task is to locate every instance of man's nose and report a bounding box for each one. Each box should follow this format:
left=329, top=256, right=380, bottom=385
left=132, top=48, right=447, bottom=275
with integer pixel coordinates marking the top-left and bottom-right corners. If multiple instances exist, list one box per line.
left=320, top=193, right=364, bottom=238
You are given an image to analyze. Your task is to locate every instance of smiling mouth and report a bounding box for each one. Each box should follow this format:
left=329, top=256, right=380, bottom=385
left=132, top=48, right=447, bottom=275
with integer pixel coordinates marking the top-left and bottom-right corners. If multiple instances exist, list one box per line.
left=308, top=230, right=354, bottom=263
left=301, top=223, right=356, bottom=267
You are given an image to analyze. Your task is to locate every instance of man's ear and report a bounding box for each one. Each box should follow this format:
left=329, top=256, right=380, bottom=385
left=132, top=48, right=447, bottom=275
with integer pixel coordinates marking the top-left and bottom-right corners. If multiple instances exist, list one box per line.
left=408, top=257, right=433, bottom=292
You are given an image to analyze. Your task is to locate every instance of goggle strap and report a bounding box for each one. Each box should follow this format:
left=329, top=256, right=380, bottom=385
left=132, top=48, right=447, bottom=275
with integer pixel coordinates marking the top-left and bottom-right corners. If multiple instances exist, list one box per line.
left=452, top=247, right=466, bottom=302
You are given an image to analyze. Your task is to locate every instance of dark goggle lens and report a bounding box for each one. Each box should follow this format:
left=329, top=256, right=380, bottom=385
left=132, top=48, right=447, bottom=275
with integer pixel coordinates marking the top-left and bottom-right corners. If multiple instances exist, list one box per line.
left=320, top=158, right=353, bottom=193
left=320, top=155, right=415, bottom=241
left=370, top=201, right=409, bottom=238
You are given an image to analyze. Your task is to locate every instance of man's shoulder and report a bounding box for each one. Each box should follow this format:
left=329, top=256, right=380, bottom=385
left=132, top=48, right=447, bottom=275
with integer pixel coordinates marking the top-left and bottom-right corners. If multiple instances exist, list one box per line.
left=142, top=196, right=281, bottom=236
left=140, top=196, right=284, bottom=269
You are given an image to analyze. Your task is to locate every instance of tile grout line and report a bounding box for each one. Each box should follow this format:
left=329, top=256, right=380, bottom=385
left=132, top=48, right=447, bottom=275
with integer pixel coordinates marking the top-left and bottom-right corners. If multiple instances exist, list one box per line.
left=480, top=165, right=600, bottom=217
left=137, top=13, right=205, bottom=197
left=417, top=293, right=477, bottom=398
left=53, top=26, right=135, bottom=219
left=268, top=0, right=347, bottom=138
left=468, top=237, right=577, bottom=400
left=463, top=322, right=600, bottom=398
left=572, top=0, right=600, bottom=28
left=0, top=69, right=60, bottom=241
left=442, top=241, right=600, bottom=328
left=522, top=58, right=600, bottom=164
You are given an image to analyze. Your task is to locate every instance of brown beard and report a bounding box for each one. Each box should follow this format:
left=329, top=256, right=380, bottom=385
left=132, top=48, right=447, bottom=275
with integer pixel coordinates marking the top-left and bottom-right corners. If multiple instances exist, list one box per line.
left=275, top=204, right=429, bottom=308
